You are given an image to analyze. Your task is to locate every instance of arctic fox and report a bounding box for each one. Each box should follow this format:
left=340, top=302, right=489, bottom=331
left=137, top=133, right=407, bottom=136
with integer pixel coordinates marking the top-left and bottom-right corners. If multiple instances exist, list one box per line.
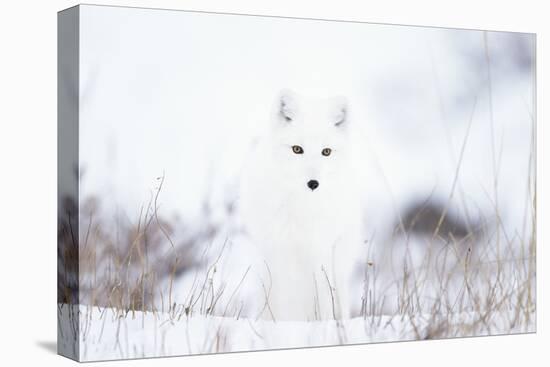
left=239, top=89, right=363, bottom=321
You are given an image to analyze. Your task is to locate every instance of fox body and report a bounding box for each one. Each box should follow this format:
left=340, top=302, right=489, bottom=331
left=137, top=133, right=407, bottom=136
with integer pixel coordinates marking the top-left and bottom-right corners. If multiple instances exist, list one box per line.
left=239, top=90, right=362, bottom=321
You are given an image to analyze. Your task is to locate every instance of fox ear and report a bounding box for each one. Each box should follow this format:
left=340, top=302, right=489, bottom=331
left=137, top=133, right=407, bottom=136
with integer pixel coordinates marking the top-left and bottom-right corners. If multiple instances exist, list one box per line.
left=277, top=89, right=297, bottom=124
left=333, top=98, right=348, bottom=128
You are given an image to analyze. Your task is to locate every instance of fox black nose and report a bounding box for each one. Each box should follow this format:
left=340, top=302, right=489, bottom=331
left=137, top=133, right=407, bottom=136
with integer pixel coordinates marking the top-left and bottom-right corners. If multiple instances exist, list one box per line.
left=307, top=180, right=319, bottom=191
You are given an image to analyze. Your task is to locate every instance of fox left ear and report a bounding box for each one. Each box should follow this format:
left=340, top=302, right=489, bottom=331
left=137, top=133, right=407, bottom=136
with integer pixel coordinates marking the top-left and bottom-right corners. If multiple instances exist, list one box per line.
left=278, top=89, right=297, bottom=124
left=333, top=98, right=348, bottom=128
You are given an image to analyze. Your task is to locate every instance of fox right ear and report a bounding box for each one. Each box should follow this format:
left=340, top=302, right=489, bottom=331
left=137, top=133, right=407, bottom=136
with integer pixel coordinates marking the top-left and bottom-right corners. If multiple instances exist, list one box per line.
left=277, top=89, right=296, bottom=123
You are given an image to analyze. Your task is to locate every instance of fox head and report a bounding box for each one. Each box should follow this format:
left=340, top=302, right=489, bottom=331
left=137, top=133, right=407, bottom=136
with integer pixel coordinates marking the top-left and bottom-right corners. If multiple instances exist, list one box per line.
left=268, top=89, right=353, bottom=193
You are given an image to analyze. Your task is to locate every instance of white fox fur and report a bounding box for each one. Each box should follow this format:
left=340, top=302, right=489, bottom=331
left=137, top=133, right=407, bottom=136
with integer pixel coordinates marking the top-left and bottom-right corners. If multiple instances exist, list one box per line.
left=239, top=89, right=363, bottom=321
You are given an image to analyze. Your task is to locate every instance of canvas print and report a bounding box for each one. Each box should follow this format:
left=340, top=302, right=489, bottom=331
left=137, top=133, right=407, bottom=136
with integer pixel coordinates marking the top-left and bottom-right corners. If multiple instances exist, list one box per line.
left=58, top=5, right=536, bottom=362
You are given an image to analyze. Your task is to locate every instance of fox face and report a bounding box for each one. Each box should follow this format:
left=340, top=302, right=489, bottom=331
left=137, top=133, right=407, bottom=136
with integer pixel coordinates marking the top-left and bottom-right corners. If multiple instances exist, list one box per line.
left=269, top=89, right=352, bottom=194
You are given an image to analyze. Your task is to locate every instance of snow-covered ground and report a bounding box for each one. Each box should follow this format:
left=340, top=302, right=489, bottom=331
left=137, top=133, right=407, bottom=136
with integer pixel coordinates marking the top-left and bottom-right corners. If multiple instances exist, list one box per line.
left=59, top=304, right=534, bottom=361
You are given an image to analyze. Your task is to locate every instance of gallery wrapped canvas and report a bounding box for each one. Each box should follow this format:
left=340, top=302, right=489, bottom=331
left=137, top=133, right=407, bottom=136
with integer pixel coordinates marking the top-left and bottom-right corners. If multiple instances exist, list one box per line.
left=58, top=4, right=536, bottom=362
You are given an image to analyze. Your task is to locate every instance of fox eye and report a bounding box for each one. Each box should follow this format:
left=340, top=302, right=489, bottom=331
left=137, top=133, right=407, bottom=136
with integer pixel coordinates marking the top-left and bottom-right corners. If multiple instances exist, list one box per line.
left=292, top=145, right=304, bottom=154
left=321, top=148, right=332, bottom=156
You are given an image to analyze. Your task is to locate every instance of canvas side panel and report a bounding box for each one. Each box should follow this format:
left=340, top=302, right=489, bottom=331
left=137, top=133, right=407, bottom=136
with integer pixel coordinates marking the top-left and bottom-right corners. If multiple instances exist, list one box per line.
left=57, top=5, right=80, bottom=362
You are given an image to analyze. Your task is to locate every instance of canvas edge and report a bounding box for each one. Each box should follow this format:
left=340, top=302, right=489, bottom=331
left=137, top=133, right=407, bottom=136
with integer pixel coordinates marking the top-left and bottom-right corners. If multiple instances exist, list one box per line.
left=57, top=5, right=81, bottom=362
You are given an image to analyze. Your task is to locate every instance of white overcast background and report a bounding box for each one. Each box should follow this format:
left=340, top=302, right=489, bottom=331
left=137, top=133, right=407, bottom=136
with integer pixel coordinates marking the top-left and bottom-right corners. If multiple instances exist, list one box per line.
left=77, top=5, right=534, bottom=240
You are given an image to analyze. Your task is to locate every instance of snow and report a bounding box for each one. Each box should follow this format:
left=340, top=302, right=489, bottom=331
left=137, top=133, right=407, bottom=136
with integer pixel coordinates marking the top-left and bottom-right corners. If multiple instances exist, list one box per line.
left=61, top=304, right=534, bottom=361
